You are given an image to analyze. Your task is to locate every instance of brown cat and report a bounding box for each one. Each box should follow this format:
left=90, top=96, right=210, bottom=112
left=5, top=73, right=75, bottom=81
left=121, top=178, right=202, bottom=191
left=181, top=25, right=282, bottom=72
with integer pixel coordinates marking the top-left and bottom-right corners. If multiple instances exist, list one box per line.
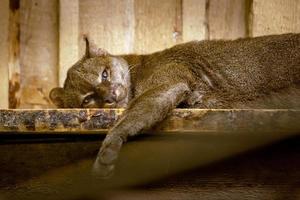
left=50, top=33, right=300, bottom=177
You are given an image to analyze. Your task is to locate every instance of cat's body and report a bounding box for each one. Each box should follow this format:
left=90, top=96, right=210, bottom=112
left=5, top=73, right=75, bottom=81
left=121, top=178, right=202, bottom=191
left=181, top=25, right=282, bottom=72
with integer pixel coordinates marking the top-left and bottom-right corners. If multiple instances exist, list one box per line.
left=124, top=34, right=300, bottom=108
left=50, top=33, right=300, bottom=177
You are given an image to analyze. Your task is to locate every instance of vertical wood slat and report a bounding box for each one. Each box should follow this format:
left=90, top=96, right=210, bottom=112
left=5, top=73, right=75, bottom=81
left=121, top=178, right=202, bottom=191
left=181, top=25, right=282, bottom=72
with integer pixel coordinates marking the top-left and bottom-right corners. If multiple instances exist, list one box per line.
left=133, top=0, right=178, bottom=54
left=0, top=0, right=9, bottom=108
left=182, top=0, right=207, bottom=41
left=174, top=0, right=183, bottom=44
left=8, top=0, right=21, bottom=109
left=20, top=0, right=58, bottom=108
left=251, top=0, right=300, bottom=36
left=79, top=0, right=135, bottom=56
left=208, top=0, right=247, bottom=40
left=59, top=0, right=79, bottom=87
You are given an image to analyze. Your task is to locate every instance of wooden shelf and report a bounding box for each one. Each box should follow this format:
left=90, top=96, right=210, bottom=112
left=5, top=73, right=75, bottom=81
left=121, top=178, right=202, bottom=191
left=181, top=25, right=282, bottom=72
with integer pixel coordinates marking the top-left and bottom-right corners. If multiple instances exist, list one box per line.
left=0, top=109, right=299, bottom=134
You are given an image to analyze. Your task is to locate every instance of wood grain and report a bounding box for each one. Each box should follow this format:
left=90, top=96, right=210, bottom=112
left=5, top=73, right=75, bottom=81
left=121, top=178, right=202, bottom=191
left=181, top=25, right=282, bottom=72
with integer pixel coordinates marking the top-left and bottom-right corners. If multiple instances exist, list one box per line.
left=79, top=0, right=135, bottom=56
left=59, top=0, right=79, bottom=87
left=8, top=0, right=21, bottom=109
left=20, top=0, right=59, bottom=108
left=251, top=0, right=300, bottom=36
left=182, top=0, right=207, bottom=41
left=0, top=109, right=299, bottom=134
left=0, top=0, right=9, bottom=108
left=208, top=0, right=247, bottom=39
left=134, top=0, right=178, bottom=54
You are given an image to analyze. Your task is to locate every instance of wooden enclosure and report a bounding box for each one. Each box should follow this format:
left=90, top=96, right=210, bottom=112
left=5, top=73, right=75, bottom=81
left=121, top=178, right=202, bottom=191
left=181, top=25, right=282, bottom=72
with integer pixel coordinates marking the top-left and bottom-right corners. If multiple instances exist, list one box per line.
left=0, top=0, right=299, bottom=109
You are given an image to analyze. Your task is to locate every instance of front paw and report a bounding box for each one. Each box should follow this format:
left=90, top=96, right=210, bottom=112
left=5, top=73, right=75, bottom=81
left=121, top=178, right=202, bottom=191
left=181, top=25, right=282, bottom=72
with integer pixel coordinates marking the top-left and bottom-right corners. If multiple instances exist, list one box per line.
left=92, top=134, right=123, bottom=178
left=99, top=134, right=123, bottom=165
left=92, top=157, right=115, bottom=179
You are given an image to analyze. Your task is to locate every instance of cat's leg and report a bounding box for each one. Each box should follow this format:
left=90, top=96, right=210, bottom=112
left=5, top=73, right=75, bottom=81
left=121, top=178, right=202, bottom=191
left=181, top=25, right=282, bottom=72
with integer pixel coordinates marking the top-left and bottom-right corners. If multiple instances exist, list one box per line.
left=93, top=82, right=190, bottom=177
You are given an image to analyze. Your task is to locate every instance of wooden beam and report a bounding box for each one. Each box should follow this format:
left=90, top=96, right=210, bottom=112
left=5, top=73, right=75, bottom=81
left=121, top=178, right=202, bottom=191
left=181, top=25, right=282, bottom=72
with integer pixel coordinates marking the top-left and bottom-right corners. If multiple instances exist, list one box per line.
left=19, top=0, right=59, bottom=108
left=0, top=109, right=299, bottom=134
left=133, top=0, right=178, bottom=54
left=182, top=0, right=207, bottom=41
left=59, top=0, right=79, bottom=87
left=251, top=0, right=300, bottom=36
left=7, top=0, right=21, bottom=109
left=79, top=0, right=135, bottom=55
left=208, top=0, right=247, bottom=39
left=0, top=0, right=9, bottom=109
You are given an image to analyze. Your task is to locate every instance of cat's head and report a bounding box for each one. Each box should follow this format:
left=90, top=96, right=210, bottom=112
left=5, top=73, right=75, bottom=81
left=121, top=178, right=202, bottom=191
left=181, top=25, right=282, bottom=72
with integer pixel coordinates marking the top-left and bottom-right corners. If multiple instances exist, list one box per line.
left=49, top=36, right=131, bottom=108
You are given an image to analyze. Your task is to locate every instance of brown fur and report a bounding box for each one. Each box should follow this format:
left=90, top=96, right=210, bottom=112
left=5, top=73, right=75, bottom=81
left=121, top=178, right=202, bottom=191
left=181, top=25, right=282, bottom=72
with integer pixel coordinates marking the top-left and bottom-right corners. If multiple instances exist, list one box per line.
left=50, top=33, right=300, bottom=177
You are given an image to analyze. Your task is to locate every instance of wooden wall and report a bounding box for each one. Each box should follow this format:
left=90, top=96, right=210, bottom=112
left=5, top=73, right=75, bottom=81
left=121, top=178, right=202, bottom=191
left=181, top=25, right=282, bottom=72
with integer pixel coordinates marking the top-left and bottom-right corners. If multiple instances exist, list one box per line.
left=0, top=0, right=299, bottom=108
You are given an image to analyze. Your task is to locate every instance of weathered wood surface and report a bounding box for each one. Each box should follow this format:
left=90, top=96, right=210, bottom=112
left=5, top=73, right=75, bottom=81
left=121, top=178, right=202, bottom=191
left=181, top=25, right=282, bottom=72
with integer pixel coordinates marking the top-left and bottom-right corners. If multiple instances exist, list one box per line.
left=133, top=0, right=179, bottom=54
left=0, top=109, right=299, bottom=134
left=19, top=0, right=59, bottom=108
left=251, top=0, right=300, bottom=36
left=0, top=0, right=9, bottom=109
left=59, top=0, right=79, bottom=87
left=208, top=0, right=247, bottom=40
left=182, top=0, right=207, bottom=41
left=79, top=0, right=135, bottom=55
left=7, top=0, right=21, bottom=109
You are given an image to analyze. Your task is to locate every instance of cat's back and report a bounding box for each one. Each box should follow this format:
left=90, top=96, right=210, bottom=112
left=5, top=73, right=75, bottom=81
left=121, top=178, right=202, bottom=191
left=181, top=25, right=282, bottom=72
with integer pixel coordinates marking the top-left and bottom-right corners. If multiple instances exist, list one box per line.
left=134, top=34, right=300, bottom=102
left=161, top=33, right=300, bottom=108
left=175, top=33, right=300, bottom=92
left=153, top=33, right=299, bottom=71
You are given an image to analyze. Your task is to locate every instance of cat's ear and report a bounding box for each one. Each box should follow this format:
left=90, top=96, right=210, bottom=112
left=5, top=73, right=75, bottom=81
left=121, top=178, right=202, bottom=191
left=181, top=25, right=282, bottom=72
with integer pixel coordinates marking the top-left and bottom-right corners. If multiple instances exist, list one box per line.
left=49, top=87, right=65, bottom=108
left=83, top=34, right=109, bottom=58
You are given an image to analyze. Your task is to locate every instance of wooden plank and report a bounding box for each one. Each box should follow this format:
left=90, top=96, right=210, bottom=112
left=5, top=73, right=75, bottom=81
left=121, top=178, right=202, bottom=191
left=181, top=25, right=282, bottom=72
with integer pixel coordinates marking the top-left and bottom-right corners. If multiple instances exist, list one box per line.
left=19, top=0, right=59, bottom=108
left=7, top=0, right=21, bottom=109
left=79, top=0, right=135, bottom=56
left=174, top=0, right=183, bottom=44
left=208, top=0, right=247, bottom=40
left=182, top=0, right=207, bottom=41
left=59, top=0, right=79, bottom=87
left=251, top=0, right=300, bottom=36
left=0, top=109, right=299, bottom=134
left=134, top=0, right=178, bottom=54
left=0, top=0, right=9, bottom=108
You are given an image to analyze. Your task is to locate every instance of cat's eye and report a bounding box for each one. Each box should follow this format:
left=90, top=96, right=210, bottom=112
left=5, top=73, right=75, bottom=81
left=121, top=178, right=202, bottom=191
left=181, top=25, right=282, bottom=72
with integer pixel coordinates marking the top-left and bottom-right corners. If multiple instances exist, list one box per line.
left=102, top=69, right=108, bottom=81
left=82, top=94, right=94, bottom=106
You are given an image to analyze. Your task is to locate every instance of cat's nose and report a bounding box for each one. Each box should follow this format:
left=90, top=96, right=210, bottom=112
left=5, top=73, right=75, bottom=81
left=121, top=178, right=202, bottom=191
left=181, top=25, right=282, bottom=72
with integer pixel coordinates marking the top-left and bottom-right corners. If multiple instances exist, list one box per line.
left=104, top=97, right=115, bottom=104
left=112, top=89, right=119, bottom=100
left=112, top=85, right=127, bottom=102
